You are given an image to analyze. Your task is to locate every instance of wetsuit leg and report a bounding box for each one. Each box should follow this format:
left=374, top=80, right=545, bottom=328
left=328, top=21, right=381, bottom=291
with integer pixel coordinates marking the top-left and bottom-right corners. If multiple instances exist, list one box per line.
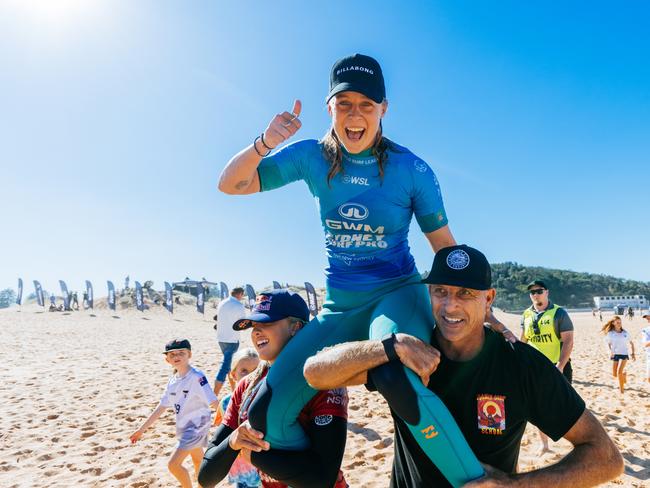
left=367, top=284, right=484, bottom=488
left=248, top=306, right=369, bottom=449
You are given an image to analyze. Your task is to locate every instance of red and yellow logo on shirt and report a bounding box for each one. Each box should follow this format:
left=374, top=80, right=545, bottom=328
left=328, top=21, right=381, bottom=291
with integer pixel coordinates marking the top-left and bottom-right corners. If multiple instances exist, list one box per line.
left=477, top=394, right=506, bottom=435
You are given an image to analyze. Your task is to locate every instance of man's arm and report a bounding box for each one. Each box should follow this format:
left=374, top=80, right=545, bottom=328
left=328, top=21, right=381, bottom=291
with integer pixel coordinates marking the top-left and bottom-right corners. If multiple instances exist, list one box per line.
left=463, top=409, right=624, bottom=487
left=304, top=334, right=441, bottom=389
left=557, top=330, right=574, bottom=371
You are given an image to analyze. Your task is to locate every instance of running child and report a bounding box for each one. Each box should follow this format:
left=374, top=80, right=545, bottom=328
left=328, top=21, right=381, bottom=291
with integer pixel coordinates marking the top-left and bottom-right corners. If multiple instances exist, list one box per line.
left=130, top=339, right=218, bottom=488
left=602, top=316, right=636, bottom=394
left=199, top=290, right=348, bottom=488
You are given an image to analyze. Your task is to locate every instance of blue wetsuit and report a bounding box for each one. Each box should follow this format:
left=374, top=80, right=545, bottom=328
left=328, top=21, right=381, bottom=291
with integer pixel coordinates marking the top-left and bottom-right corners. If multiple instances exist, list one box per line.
left=249, top=139, right=483, bottom=487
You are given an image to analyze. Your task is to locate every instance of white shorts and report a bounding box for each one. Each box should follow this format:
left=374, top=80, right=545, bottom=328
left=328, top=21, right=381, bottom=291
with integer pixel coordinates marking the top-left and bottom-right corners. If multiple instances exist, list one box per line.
left=646, top=355, right=650, bottom=379
left=177, top=414, right=211, bottom=450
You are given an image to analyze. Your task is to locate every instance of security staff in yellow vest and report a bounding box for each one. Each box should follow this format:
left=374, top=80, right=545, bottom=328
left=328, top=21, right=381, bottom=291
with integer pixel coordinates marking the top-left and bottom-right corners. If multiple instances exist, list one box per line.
left=521, top=279, right=575, bottom=455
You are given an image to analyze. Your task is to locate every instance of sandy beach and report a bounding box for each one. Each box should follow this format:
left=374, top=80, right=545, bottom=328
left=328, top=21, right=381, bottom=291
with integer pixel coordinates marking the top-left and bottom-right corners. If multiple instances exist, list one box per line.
left=1, top=303, right=648, bottom=487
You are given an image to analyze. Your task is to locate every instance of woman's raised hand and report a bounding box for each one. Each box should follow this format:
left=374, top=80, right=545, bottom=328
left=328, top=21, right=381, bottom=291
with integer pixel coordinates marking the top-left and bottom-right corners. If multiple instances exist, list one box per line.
left=262, top=100, right=302, bottom=149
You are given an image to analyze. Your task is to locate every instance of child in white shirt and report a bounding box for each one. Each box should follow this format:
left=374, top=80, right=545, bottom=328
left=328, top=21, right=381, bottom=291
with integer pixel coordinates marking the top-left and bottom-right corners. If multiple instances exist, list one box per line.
left=131, top=338, right=218, bottom=487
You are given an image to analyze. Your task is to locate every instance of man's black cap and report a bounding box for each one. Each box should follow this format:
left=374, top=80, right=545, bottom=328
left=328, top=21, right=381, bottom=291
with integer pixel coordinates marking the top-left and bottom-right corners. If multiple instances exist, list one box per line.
left=327, top=54, right=386, bottom=104
left=163, top=338, right=191, bottom=354
left=422, top=245, right=492, bottom=290
left=526, top=280, right=548, bottom=291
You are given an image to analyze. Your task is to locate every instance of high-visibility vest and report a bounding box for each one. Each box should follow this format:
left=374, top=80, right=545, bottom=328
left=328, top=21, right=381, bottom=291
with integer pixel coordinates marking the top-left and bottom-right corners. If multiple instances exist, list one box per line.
left=522, top=305, right=561, bottom=363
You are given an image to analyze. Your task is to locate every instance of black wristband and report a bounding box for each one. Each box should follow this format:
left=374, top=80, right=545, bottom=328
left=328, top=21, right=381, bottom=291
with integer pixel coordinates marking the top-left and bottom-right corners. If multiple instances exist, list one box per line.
left=260, top=132, right=275, bottom=151
left=381, top=333, right=399, bottom=362
left=253, top=135, right=271, bottom=157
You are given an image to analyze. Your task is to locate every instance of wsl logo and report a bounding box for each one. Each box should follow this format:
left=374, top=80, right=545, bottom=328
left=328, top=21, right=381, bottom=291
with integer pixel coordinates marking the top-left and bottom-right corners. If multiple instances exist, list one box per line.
left=338, top=203, right=369, bottom=221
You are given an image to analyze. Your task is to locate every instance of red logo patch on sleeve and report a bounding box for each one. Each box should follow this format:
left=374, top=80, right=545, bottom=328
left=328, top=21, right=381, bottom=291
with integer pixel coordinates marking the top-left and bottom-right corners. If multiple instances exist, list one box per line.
left=477, top=394, right=506, bottom=435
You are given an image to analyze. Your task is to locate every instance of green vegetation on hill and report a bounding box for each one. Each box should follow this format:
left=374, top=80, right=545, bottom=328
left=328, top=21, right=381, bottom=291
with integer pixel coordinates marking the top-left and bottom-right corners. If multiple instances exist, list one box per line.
left=492, top=262, right=650, bottom=312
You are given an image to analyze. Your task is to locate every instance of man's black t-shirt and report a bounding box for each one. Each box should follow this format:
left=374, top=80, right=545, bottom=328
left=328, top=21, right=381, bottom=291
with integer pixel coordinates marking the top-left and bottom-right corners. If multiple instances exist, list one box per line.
left=369, top=328, right=586, bottom=488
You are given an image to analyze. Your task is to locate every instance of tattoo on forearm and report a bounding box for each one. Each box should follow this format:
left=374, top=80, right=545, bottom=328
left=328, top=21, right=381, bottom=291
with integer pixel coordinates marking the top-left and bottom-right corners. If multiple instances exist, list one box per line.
left=234, top=180, right=249, bottom=190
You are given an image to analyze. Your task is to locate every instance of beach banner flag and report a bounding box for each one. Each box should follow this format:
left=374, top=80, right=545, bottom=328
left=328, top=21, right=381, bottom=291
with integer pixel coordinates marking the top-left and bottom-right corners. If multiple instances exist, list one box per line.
left=135, top=281, right=144, bottom=311
left=272, top=281, right=282, bottom=289
left=85, top=280, right=94, bottom=309
left=305, top=282, right=318, bottom=317
left=245, top=284, right=256, bottom=309
left=33, top=280, right=44, bottom=307
left=59, top=280, right=70, bottom=311
left=196, top=284, right=205, bottom=314
left=16, top=278, right=23, bottom=305
left=107, top=281, right=116, bottom=311
left=219, top=282, right=228, bottom=300
left=164, top=282, right=173, bottom=314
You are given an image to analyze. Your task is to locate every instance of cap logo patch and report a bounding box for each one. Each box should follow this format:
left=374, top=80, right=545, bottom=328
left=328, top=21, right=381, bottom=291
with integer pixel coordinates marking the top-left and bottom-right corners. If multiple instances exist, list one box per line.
left=255, top=295, right=272, bottom=311
left=446, top=249, right=470, bottom=270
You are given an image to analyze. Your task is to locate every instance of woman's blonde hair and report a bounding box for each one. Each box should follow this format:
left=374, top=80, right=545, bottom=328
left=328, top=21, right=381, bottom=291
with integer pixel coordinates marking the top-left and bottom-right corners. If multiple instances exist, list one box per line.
left=601, top=315, right=624, bottom=334
left=227, top=347, right=260, bottom=390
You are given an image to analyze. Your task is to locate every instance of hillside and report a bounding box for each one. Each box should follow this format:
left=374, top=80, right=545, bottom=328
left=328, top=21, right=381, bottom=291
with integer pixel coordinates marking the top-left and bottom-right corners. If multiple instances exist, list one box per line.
left=492, top=262, right=650, bottom=311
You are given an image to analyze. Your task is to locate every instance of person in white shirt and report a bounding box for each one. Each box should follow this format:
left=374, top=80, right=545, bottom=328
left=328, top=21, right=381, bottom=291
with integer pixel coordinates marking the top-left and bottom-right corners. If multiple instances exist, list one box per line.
left=130, top=338, right=218, bottom=488
left=601, top=316, right=636, bottom=394
left=214, top=287, right=246, bottom=396
left=642, top=311, right=650, bottom=384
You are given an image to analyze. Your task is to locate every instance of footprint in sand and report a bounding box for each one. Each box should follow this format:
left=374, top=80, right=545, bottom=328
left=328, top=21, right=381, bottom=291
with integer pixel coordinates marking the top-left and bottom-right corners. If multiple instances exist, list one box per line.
left=81, top=467, right=102, bottom=476
left=81, top=431, right=96, bottom=439
left=37, top=453, right=53, bottom=461
left=113, top=469, right=133, bottom=480
left=47, top=414, right=60, bottom=420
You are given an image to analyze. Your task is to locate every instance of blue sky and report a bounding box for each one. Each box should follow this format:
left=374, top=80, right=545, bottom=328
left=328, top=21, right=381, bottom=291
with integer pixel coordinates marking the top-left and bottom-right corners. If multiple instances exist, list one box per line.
left=1, top=1, right=649, bottom=295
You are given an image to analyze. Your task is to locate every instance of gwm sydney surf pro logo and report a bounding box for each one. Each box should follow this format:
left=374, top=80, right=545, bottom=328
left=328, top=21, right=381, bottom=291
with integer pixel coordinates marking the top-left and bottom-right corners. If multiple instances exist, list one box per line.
left=338, top=203, right=369, bottom=221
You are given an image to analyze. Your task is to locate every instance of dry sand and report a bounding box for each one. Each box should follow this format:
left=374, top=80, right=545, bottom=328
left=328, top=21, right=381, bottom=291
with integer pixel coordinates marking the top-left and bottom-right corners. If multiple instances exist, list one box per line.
left=1, top=303, right=648, bottom=487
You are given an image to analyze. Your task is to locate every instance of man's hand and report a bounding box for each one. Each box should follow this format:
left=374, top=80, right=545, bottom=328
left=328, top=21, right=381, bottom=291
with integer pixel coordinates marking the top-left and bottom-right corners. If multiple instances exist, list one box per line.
left=262, top=100, right=302, bottom=149
left=555, top=363, right=565, bottom=373
left=462, top=463, right=515, bottom=487
left=228, top=421, right=270, bottom=452
left=394, top=333, right=441, bottom=386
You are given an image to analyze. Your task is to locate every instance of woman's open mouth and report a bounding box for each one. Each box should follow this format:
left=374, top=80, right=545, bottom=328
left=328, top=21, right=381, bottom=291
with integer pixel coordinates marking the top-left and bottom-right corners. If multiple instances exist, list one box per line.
left=345, top=127, right=365, bottom=141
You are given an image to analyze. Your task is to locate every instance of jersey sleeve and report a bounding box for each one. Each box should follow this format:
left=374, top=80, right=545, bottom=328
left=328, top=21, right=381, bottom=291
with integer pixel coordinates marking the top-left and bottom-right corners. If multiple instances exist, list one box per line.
left=305, top=388, right=349, bottom=421
left=256, top=140, right=315, bottom=192
left=197, top=372, right=218, bottom=405
left=409, top=159, right=449, bottom=233
left=222, top=378, right=248, bottom=430
left=522, top=347, right=585, bottom=441
left=555, top=308, right=574, bottom=333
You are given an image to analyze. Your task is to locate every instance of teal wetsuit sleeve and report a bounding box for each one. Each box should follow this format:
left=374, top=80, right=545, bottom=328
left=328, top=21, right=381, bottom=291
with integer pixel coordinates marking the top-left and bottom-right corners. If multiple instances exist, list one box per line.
left=410, top=159, right=449, bottom=233
left=257, top=140, right=315, bottom=192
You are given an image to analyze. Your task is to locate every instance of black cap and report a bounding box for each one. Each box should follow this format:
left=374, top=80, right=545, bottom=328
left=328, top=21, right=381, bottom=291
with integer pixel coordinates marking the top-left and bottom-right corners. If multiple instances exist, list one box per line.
left=422, top=245, right=492, bottom=290
left=233, top=289, right=310, bottom=331
left=163, top=338, right=191, bottom=354
left=526, top=280, right=547, bottom=291
left=327, top=54, right=386, bottom=104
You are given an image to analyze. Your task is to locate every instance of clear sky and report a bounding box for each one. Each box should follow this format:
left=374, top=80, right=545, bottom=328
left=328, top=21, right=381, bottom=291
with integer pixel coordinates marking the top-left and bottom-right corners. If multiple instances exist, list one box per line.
left=1, top=0, right=649, bottom=296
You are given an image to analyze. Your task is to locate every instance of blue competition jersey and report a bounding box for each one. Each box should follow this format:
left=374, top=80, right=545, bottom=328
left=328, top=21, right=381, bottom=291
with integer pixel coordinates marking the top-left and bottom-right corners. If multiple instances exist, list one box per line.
left=257, top=139, right=448, bottom=291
